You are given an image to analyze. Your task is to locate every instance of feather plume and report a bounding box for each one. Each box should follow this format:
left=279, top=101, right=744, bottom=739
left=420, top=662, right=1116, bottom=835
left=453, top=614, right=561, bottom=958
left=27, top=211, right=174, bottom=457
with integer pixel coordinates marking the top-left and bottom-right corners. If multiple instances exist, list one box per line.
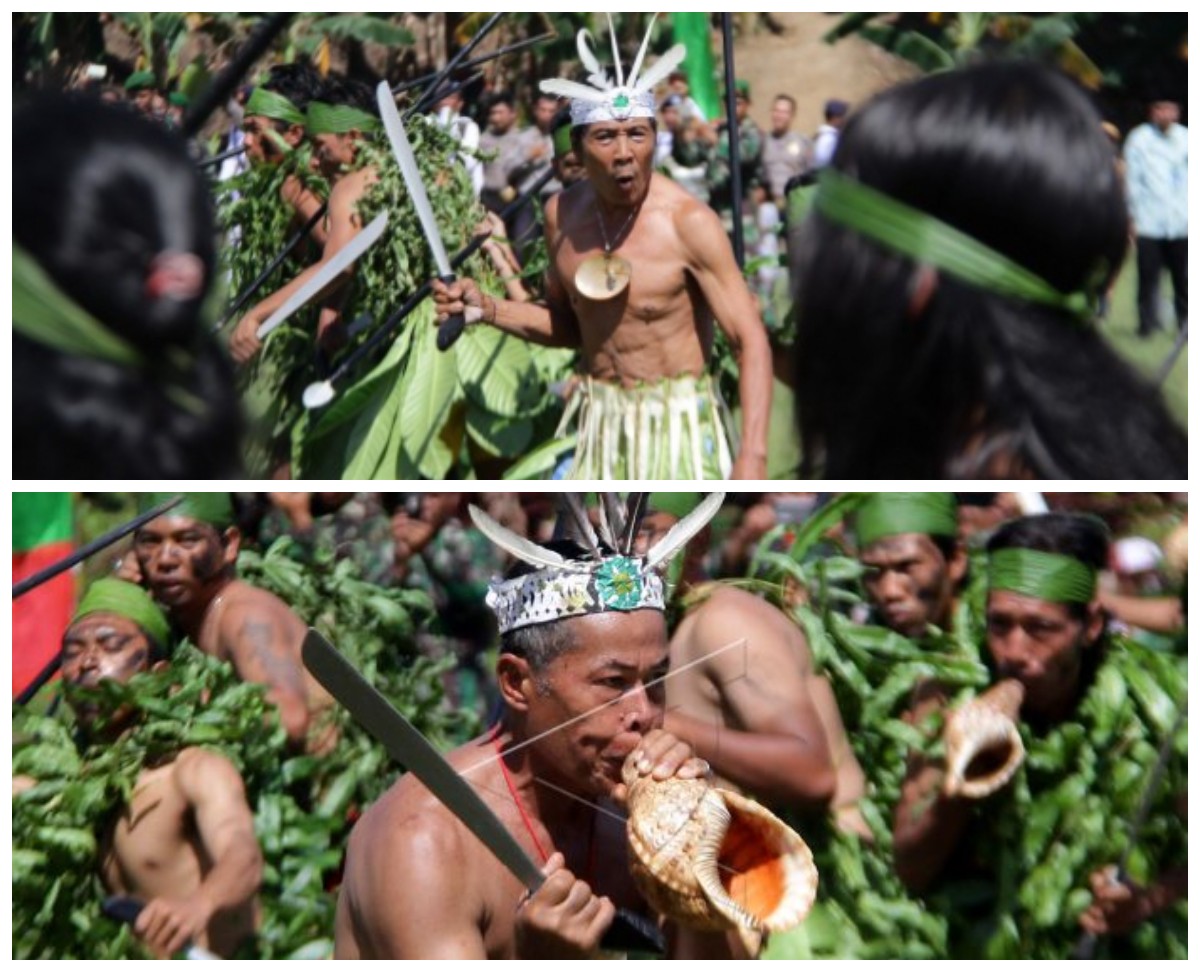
left=539, top=78, right=612, bottom=104
left=469, top=505, right=569, bottom=571
left=625, top=13, right=659, bottom=91
left=631, top=43, right=687, bottom=95
left=558, top=494, right=603, bottom=559
left=646, top=492, right=725, bottom=570
left=596, top=493, right=627, bottom=551
left=622, top=492, right=649, bottom=555
left=606, top=13, right=624, bottom=87
left=577, top=30, right=611, bottom=89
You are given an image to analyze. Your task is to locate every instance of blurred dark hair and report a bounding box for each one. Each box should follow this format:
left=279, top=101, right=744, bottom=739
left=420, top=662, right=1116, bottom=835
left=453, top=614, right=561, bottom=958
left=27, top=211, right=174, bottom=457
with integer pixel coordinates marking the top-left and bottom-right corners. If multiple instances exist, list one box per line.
left=487, top=90, right=515, bottom=111
left=261, top=62, right=325, bottom=113
left=319, top=76, right=378, bottom=116
left=14, top=94, right=240, bottom=477
left=792, top=61, right=1186, bottom=479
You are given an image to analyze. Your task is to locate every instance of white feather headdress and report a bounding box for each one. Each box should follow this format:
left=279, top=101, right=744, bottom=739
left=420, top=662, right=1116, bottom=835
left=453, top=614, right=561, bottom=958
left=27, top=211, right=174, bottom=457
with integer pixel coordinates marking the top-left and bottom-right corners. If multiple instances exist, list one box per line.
left=540, top=14, right=687, bottom=127
left=472, top=492, right=724, bottom=635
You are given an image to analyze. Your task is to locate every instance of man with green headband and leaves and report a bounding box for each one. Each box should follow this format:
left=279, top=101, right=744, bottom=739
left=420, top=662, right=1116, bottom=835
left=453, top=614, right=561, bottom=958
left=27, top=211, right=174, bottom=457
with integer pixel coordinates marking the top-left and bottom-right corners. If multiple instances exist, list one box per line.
left=855, top=493, right=967, bottom=640
left=125, top=69, right=165, bottom=119
left=231, top=78, right=382, bottom=364
left=637, top=494, right=869, bottom=836
left=130, top=493, right=332, bottom=751
left=20, top=578, right=263, bottom=959
left=239, top=64, right=329, bottom=247
left=892, top=513, right=1186, bottom=957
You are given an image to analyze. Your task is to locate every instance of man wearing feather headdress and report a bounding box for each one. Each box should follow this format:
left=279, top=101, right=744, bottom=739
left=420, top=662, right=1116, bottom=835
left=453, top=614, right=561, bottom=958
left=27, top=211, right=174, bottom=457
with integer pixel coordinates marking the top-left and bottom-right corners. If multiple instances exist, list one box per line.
left=433, top=16, right=772, bottom=480
left=335, top=494, right=749, bottom=958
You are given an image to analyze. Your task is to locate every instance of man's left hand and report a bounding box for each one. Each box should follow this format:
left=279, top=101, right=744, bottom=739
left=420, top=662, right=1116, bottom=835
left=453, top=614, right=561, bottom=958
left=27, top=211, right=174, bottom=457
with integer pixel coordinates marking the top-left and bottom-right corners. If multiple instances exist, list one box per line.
left=1079, top=867, right=1152, bottom=937
left=613, top=729, right=710, bottom=804
left=134, top=894, right=213, bottom=957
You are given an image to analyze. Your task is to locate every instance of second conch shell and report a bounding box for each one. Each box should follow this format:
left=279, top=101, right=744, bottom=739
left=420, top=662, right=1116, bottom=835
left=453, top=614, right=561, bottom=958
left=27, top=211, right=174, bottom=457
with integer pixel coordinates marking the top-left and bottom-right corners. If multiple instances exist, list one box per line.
left=623, top=762, right=818, bottom=950
left=943, top=680, right=1026, bottom=800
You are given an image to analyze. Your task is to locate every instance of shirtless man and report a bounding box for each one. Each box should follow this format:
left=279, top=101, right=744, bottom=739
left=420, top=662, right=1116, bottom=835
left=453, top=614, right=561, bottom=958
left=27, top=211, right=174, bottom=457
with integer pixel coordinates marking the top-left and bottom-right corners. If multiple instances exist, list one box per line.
left=335, top=498, right=734, bottom=959
left=891, top=514, right=1187, bottom=954
left=433, top=25, right=772, bottom=480
left=240, top=63, right=329, bottom=247
left=59, top=579, right=262, bottom=958
left=855, top=492, right=966, bottom=639
left=231, top=78, right=380, bottom=363
left=634, top=495, right=868, bottom=834
left=131, top=493, right=331, bottom=750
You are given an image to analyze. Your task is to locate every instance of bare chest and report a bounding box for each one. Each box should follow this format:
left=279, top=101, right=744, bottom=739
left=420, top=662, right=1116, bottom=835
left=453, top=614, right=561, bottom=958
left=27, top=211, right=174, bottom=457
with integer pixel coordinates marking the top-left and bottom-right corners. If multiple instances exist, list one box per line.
left=102, top=765, right=204, bottom=898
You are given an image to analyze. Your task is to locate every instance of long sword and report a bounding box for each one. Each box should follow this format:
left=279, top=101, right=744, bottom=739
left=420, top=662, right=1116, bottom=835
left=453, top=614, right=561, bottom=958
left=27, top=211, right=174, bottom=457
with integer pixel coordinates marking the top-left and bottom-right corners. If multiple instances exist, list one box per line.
left=376, top=82, right=466, bottom=352
left=254, top=212, right=388, bottom=341
left=301, top=629, right=664, bottom=955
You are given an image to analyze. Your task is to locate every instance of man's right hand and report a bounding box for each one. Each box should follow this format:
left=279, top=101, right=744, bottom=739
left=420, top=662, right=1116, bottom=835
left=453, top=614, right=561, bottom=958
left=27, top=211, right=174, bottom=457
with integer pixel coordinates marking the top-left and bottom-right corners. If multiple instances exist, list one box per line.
left=514, top=853, right=615, bottom=958
left=432, top=277, right=488, bottom=328
left=230, top=314, right=264, bottom=364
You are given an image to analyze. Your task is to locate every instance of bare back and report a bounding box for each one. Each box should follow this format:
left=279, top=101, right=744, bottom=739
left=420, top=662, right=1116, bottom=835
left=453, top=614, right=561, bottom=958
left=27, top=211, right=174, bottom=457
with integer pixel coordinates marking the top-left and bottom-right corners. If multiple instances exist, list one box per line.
left=334, top=733, right=640, bottom=959
left=548, top=174, right=716, bottom=386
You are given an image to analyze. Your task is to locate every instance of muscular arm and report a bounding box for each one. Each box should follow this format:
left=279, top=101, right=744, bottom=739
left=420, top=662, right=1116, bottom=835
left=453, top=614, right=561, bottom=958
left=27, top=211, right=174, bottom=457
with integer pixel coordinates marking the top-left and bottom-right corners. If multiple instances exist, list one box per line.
left=433, top=194, right=581, bottom=348
left=665, top=597, right=836, bottom=808
left=1098, top=592, right=1185, bottom=635
left=678, top=202, right=772, bottom=479
left=280, top=175, right=328, bottom=247
left=220, top=605, right=310, bottom=746
left=135, top=749, right=262, bottom=956
left=891, top=699, right=971, bottom=893
left=231, top=170, right=373, bottom=362
left=337, top=810, right=488, bottom=958
left=175, top=749, right=263, bottom=917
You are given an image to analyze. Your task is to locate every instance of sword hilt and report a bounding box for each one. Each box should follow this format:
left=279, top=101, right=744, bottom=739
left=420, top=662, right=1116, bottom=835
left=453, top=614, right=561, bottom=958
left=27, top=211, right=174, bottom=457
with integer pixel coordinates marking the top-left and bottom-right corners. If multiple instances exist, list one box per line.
left=436, top=274, right=467, bottom=351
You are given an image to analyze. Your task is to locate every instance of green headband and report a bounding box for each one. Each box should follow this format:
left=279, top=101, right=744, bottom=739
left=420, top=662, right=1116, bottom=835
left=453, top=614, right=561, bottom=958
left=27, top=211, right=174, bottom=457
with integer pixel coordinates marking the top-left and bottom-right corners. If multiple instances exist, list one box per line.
left=72, top=578, right=172, bottom=651
left=305, top=101, right=380, bottom=135
left=857, top=492, right=958, bottom=548
left=14, top=246, right=142, bottom=366
left=124, top=70, right=157, bottom=91
left=553, top=124, right=573, bottom=160
left=814, top=168, right=1095, bottom=321
left=988, top=548, right=1097, bottom=604
left=139, top=492, right=235, bottom=530
left=245, top=87, right=306, bottom=127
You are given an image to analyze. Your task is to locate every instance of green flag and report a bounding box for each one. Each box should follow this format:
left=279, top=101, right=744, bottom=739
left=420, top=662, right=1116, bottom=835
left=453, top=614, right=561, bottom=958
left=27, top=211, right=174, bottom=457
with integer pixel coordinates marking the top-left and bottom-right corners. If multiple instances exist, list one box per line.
left=670, top=13, right=719, bottom=121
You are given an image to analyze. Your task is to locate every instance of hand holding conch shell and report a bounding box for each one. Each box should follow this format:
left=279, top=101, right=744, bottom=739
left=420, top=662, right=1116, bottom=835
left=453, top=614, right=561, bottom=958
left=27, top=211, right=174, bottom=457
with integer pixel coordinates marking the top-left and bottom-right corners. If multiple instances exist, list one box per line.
left=943, top=679, right=1027, bottom=800
left=622, top=747, right=818, bottom=955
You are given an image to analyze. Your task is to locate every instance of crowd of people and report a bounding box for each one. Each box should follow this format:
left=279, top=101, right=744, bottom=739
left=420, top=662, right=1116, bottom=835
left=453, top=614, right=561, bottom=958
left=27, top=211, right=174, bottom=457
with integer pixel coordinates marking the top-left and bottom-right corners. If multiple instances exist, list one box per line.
left=12, top=491, right=1187, bottom=959
left=13, top=16, right=1188, bottom=479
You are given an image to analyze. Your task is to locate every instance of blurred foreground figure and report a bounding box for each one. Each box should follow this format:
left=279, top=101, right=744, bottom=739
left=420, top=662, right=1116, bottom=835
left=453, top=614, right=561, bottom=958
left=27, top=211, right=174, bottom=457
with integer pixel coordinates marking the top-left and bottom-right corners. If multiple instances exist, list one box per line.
left=14, top=95, right=241, bottom=478
left=791, top=62, right=1186, bottom=479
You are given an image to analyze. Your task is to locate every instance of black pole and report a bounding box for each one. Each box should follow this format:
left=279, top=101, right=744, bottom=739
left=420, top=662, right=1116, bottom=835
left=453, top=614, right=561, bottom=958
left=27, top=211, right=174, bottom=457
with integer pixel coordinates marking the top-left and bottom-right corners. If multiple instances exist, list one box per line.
left=197, top=143, right=248, bottom=169
left=215, top=205, right=327, bottom=332
left=182, top=13, right=294, bottom=138
left=391, top=32, right=555, bottom=97
left=721, top=13, right=745, bottom=270
left=13, top=495, right=185, bottom=600
left=409, top=12, right=506, bottom=117
left=318, top=168, right=555, bottom=395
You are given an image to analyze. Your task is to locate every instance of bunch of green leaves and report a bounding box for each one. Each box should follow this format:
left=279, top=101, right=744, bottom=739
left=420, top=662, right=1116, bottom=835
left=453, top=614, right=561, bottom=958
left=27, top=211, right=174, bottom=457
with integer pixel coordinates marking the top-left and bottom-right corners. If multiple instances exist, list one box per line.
left=292, top=123, right=568, bottom=479
left=216, top=148, right=330, bottom=474
left=236, top=534, right=479, bottom=762
left=930, top=638, right=1187, bottom=959
left=12, top=645, right=285, bottom=959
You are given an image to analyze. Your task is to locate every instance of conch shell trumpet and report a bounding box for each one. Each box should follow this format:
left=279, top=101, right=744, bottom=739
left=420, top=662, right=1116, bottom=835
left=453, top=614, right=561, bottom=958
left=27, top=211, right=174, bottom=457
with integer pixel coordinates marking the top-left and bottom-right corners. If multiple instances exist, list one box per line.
left=623, top=761, right=818, bottom=950
left=943, top=680, right=1026, bottom=800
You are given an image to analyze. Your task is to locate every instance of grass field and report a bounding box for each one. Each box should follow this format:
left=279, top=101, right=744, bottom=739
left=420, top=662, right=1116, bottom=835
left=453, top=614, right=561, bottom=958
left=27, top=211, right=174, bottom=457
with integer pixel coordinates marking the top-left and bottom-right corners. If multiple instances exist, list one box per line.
left=1100, top=257, right=1188, bottom=428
